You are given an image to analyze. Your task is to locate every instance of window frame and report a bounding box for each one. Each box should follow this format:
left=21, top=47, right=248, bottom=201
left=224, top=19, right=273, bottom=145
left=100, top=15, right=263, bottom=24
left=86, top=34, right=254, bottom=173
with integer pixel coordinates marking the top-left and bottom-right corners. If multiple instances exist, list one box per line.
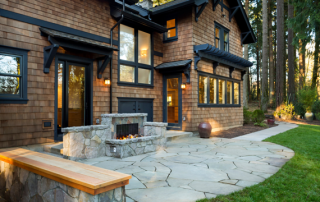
left=163, top=16, right=178, bottom=43
left=0, top=45, right=29, bottom=104
left=118, top=23, right=154, bottom=88
left=214, top=22, right=229, bottom=52
left=198, top=71, right=241, bottom=107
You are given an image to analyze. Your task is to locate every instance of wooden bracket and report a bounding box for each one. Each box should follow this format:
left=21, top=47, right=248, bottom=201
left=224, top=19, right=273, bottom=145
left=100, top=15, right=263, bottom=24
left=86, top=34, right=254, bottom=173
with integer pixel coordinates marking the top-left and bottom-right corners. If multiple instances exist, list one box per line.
left=241, top=32, right=250, bottom=45
left=194, top=56, right=201, bottom=70
left=195, top=0, right=208, bottom=22
left=229, top=6, right=240, bottom=22
left=213, top=62, right=219, bottom=74
left=212, top=0, right=220, bottom=11
left=43, top=44, right=59, bottom=74
left=97, top=55, right=111, bottom=79
left=229, top=67, right=235, bottom=78
left=184, top=64, right=191, bottom=83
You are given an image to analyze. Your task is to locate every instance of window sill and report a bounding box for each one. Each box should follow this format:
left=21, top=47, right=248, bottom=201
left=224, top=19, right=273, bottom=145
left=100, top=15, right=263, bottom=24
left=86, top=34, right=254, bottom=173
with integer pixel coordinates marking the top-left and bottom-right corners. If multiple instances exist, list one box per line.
left=117, top=82, right=154, bottom=89
left=163, top=38, right=178, bottom=43
left=198, top=104, right=241, bottom=108
left=0, top=98, right=29, bottom=104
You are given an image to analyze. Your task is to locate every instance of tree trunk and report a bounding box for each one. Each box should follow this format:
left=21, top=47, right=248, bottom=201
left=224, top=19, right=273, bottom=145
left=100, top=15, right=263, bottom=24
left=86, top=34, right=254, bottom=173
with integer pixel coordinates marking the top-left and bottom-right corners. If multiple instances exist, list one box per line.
left=288, top=0, right=295, bottom=103
left=269, top=0, right=274, bottom=107
left=312, top=23, right=320, bottom=88
left=257, top=47, right=260, bottom=101
left=299, top=39, right=305, bottom=89
left=243, top=0, right=250, bottom=108
left=261, top=0, right=268, bottom=111
left=276, top=0, right=284, bottom=107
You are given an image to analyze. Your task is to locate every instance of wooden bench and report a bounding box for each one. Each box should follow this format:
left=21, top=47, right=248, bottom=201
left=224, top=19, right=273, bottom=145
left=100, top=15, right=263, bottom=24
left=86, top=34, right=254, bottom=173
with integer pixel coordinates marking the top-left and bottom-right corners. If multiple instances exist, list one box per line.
left=0, top=148, right=131, bottom=195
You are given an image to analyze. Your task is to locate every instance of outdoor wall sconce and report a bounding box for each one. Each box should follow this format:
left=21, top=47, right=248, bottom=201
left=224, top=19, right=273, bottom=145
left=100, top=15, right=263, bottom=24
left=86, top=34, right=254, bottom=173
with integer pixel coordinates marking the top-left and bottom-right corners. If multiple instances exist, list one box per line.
left=181, top=83, right=186, bottom=89
left=222, top=14, right=226, bottom=18
left=141, top=49, right=147, bottom=57
left=105, top=78, right=111, bottom=85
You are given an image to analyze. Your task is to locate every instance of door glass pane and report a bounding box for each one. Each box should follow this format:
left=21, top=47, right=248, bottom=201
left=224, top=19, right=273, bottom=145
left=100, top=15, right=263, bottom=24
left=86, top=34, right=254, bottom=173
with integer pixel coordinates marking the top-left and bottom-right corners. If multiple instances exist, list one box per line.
left=167, top=78, right=179, bottom=124
left=219, top=80, right=225, bottom=104
left=138, top=68, right=151, bottom=84
left=227, top=81, right=232, bottom=104
left=57, top=63, right=63, bottom=129
left=138, top=30, right=151, bottom=65
left=120, top=24, right=135, bottom=62
left=120, top=65, right=135, bottom=83
left=199, top=76, right=207, bottom=104
left=234, top=83, right=239, bottom=105
left=68, top=65, right=85, bottom=127
left=209, top=78, right=217, bottom=104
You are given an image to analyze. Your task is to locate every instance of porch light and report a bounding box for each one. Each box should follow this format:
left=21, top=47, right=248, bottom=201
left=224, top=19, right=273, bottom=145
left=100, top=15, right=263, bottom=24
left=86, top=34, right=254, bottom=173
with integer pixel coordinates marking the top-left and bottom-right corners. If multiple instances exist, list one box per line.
left=105, top=78, right=111, bottom=85
left=181, top=83, right=186, bottom=89
left=141, top=49, right=147, bottom=57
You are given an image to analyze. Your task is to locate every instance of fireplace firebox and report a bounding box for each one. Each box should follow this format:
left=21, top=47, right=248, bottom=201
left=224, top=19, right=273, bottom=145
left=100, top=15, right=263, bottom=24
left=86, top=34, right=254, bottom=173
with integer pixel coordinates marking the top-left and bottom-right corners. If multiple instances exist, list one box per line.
left=116, top=123, right=139, bottom=140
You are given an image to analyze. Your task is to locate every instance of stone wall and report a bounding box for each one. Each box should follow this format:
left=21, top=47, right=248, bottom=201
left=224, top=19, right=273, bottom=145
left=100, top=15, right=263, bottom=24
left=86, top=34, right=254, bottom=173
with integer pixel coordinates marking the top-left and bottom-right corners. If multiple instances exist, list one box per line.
left=0, top=161, right=125, bottom=202
left=62, top=125, right=110, bottom=161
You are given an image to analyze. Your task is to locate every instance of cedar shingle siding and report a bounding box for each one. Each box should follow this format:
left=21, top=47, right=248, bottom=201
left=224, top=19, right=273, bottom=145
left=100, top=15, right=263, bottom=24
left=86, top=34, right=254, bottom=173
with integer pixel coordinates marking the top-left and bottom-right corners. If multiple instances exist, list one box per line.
left=0, top=0, right=247, bottom=148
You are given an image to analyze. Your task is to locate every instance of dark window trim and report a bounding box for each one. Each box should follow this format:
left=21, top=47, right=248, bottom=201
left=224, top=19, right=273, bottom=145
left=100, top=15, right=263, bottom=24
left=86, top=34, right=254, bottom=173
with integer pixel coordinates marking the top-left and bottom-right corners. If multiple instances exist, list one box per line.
left=0, top=45, right=30, bottom=104
left=198, top=71, right=240, bottom=108
left=163, top=15, right=178, bottom=43
left=214, top=22, right=229, bottom=52
left=118, top=23, right=154, bottom=88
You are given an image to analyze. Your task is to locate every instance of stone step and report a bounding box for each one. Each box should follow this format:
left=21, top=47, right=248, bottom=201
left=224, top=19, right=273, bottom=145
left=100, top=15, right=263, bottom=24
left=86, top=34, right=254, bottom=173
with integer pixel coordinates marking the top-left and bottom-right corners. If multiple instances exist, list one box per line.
left=43, top=143, right=63, bottom=155
left=166, top=131, right=197, bottom=142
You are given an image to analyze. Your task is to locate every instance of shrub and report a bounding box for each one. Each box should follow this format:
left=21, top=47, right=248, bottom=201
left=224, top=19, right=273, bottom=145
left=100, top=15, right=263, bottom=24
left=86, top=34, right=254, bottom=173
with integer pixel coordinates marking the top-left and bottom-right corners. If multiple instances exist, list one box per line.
left=243, top=108, right=252, bottom=124
left=252, top=109, right=265, bottom=123
left=311, top=100, right=320, bottom=114
left=316, top=113, right=320, bottom=121
left=298, top=88, right=318, bottom=112
left=254, top=122, right=268, bottom=127
left=280, top=104, right=295, bottom=120
left=294, top=102, right=306, bottom=117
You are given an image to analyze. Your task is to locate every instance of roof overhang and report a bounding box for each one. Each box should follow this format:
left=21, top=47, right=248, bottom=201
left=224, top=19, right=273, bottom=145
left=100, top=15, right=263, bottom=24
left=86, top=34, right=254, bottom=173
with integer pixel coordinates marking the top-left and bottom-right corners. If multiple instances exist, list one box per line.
left=194, top=44, right=253, bottom=79
left=155, top=59, right=192, bottom=83
left=110, top=6, right=168, bottom=33
left=40, top=27, right=116, bottom=77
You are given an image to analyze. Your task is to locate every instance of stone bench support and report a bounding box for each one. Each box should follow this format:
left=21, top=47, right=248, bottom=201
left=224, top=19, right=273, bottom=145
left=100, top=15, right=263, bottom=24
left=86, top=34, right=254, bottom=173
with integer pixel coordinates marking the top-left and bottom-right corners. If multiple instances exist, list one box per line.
left=62, top=125, right=111, bottom=160
left=144, top=122, right=167, bottom=149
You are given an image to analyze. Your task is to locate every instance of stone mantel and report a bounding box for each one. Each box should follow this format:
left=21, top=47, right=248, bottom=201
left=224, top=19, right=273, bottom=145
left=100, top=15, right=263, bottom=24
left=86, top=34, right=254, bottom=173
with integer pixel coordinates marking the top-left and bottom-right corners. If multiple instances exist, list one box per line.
left=101, top=113, right=148, bottom=118
left=61, top=125, right=109, bottom=133
left=143, top=122, right=168, bottom=127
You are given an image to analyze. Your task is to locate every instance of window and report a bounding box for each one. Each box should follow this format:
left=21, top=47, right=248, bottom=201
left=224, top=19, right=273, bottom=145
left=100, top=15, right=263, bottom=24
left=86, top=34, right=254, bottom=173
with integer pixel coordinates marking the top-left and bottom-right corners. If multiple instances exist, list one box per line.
left=0, top=46, right=29, bottom=104
left=198, top=73, right=240, bottom=107
left=164, top=18, right=178, bottom=42
left=119, top=24, right=153, bottom=87
left=215, top=23, right=229, bottom=52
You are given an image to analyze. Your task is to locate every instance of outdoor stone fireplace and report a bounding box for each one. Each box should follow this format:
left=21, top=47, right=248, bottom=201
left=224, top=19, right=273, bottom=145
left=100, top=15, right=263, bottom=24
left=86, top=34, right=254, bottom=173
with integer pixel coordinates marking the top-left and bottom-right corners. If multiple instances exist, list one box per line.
left=62, top=113, right=167, bottom=160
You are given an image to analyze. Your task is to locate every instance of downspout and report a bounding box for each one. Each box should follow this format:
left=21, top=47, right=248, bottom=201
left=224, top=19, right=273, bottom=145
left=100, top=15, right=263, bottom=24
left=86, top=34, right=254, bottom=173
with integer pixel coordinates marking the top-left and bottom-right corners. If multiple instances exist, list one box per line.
left=109, top=0, right=125, bottom=113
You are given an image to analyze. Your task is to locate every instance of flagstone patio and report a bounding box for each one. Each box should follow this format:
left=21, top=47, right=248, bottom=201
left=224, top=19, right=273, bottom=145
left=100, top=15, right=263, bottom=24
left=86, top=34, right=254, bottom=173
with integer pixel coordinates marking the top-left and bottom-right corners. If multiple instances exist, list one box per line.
left=78, top=137, right=294, bottom=202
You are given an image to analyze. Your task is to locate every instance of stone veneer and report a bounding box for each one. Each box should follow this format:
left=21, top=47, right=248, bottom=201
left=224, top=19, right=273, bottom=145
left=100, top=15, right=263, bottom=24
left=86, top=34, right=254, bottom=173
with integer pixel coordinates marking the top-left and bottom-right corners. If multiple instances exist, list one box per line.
left=105, top=122, right=167, bottom=158
left=101, top=113, right=147, bottom=138
left=0, top=161, right=125, bottom=202
left=62, top=125, right=110, bottom=161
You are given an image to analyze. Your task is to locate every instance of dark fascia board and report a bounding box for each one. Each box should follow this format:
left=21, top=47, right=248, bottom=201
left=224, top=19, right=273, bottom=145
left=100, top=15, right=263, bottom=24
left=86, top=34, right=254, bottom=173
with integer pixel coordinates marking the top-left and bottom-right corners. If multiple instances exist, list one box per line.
left=111, top=7, right=168, bottom=33
left=0, top=8, right=119, bottom=46
left=198, top=51, right=247, bottom=70
left=114, top=0, right=149, bottom=17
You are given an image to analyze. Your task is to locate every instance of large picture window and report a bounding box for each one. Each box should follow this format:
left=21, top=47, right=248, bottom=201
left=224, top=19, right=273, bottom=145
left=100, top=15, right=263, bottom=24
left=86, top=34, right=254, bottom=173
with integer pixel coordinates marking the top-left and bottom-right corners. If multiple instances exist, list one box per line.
left=198, top=72, right=240, bottom=107
left=0, top=46, right=29, bottom=104
left=119, top=24, right=153, bottom=87
left=215, top=23, right=229, bottom=52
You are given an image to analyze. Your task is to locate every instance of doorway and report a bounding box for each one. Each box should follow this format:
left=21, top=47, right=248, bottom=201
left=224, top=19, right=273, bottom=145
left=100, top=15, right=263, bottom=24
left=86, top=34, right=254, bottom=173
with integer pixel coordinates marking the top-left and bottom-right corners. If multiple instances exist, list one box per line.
left=55, top=56, right=93, bottom=141
left=163, top=74, right=182, bottom=130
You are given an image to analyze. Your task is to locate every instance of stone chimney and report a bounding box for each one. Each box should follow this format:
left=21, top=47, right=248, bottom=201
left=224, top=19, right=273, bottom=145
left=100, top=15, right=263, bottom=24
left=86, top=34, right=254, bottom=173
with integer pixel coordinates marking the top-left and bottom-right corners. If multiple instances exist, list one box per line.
left=136, top=0, right=153, bottom=10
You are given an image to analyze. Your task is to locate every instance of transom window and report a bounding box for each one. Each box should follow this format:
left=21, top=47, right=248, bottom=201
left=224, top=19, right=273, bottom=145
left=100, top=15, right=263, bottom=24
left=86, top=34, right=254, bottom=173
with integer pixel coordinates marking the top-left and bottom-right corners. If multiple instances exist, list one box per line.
left=198, top=73, right=240, bottom=107
left=119, top=24, right=153, bottom=87
left=215, top=23, right=229, bottom=52
left=0, top=46, right=29, bottom=104
left=164, top=18, right=178, bottom=42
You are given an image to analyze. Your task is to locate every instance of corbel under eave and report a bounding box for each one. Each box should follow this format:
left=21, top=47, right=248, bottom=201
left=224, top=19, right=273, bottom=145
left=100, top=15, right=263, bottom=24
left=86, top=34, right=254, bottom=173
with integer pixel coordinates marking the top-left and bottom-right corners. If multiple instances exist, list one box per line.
left=43, top=44, right=59, bottom=74
left=195, top=0, right=208, bottom=22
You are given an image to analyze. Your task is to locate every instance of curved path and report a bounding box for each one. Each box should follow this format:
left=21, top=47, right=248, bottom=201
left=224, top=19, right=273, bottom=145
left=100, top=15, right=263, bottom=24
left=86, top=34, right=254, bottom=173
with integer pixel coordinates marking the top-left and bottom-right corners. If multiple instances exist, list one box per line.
left=78, top=136, right=294, bottom=202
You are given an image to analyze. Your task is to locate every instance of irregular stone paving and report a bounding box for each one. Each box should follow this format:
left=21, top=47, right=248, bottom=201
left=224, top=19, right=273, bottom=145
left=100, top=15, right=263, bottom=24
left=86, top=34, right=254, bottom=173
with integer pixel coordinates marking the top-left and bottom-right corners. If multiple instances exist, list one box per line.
left=78, top=137, right=294, bottom=202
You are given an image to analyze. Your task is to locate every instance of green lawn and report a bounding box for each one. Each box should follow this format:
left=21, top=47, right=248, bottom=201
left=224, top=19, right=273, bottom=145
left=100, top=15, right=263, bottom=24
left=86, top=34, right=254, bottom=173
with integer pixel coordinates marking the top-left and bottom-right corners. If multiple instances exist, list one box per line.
left=197, top=125, right=320, bottom=202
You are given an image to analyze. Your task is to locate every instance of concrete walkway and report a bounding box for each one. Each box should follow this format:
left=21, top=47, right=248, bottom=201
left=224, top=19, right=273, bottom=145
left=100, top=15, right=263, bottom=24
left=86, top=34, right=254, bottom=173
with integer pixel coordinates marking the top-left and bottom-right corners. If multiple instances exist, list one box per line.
left=78, top=136, right=295, bottom=202
left=233, top=121, right=298, bottom=142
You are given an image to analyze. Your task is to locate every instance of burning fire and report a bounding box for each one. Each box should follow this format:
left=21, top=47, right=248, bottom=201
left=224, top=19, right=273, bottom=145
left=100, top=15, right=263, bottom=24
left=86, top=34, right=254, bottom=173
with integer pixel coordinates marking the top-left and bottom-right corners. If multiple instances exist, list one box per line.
left=117, top=134, right=139, bottom=140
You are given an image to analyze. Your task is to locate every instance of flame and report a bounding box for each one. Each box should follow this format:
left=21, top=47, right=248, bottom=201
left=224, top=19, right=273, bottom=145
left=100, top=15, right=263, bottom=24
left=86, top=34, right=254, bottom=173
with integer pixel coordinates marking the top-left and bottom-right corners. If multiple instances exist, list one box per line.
left=117, top=134, right=138, bottom=140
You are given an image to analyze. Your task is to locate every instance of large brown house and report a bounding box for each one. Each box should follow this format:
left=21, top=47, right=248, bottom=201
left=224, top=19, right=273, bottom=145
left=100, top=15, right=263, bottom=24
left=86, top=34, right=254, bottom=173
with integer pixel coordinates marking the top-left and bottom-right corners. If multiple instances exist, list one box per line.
left=0, top=0, right=256, bottom=147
